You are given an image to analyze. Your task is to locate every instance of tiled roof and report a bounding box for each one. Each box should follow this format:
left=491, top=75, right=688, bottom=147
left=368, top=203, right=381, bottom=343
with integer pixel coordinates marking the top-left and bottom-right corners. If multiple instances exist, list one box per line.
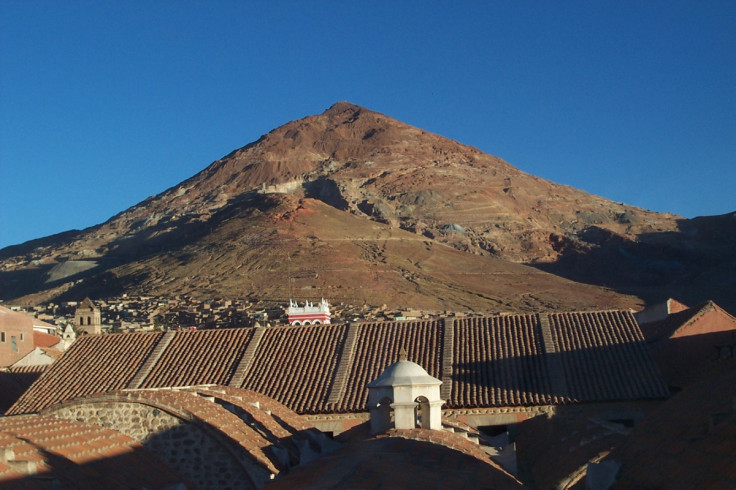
left=8, top=332, right=163, bottom=414
left=548, top=310, right=667, bottom=402
left=514, top=410, right=629, bottom=489
left=639, top=301, right=716, bottom=343
left=333, top=320, right=443, bottom=412
left=451, top=311, right=668, bottom=407
left=451, top=314, right=552, bottom=407
left=8, top=311, right=668, bottom=416
left=240, top=324, right=348, bottom=413
left=0, top=414, right=184, bottom=488
left=42, top=385, right=334, bottom=481
left=32, top=331, right=61, bottom=348
left=266, top=428, right=523, bottom=489
left=602, top=359, right=736, bottom=488
left=0, top=366, right=47, bottom=414
left=641, top=300, right=736, bottom=344
left=638, top=301, right=736, bottom=388
left=141, top=328, right=255, bottom=387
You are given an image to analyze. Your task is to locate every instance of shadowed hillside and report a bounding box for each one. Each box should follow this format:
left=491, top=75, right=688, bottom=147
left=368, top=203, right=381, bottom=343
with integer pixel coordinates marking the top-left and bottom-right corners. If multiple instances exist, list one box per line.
left=1, top=102, right=732, bottom=312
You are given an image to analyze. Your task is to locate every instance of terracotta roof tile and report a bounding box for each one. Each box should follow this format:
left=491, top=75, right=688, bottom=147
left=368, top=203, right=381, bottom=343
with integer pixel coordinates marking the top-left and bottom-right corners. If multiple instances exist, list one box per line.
left=604, top=359, right=736, bottom=488
left=43, top=386, right=330, bottom=480
left=514, top=410, right=628, bottom=488
left=336, top=320, right=443, bottom=412
left=0, top=414, right=183, bottom=488
left=639, top=301, right=718, bottom=343
left=451, top=314, right=551, bottom=407
left=9, top=312, right=668, bottom=416
left=241, top=324, right=348, bottom=413
left=140, top=328, right=254, bottom=387
left=0, top=366, right=47, bottom=414
left=7, top=332, right=163, bottom=415
left=547, top=311, right=669, bottom=402
left=267, top=428, right=523, bottom=489
left=32, top=331, right=61, bottom=348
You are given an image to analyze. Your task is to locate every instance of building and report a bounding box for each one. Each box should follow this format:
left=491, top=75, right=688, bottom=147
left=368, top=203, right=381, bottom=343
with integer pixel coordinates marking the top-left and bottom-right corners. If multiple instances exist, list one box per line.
left=270, top=356, right=523, bottom=488
left=637, top=299, right=736, bottom=389
left=10, top=306, right=736, bottom=487
left=0, top=307, right=35, bottom=368
left=590, top=357, right=736, bottom=488
left=8, top=310, right=668, bottom=437
left=287, top=298, right=331, bottom=325
left=0, top=386, right=338, bottom=489
left=0, top=307, right=69, bottom=413
left=0, top=368, right=528, bottom=489
left=74, top=297, right=102, bottom=335
left=633, top=297, right=689, bottom=325
left=0, top=414, right=185, bottom=488
left=0, top=306, right=57, bottom=368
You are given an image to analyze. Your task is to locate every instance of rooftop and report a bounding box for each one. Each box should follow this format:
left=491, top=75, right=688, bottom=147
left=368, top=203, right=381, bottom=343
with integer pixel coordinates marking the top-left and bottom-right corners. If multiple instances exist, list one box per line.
left=8, top=311, right=669, bottom=416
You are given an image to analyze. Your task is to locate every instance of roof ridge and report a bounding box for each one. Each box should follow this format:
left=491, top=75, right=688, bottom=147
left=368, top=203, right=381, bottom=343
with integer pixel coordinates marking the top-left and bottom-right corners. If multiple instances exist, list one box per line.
left=440, top=318, right=454, bottom=401
left=126, top=331, right=175, bottom=389
left=229, top=326, right=266, bottom=388
left=538, top=313, right=569, bottom=401
left=327, top=323, right=360, bottom=405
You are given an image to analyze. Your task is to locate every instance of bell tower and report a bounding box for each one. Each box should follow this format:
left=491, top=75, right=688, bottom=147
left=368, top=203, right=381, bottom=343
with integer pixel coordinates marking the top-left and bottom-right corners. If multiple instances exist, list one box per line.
left=366, top=349, right=444, bottom=434
left=75, top=298, right=102, bottom=335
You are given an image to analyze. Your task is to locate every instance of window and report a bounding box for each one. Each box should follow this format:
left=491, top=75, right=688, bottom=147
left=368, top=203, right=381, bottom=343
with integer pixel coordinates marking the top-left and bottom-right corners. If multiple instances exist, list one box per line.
left=20, top=332, right=24, bottom=341
left=10, top=336, right=17, bottom=352
left=478, top=424, right=508, bottom=437
left=1, top=331, right=5, bottom=343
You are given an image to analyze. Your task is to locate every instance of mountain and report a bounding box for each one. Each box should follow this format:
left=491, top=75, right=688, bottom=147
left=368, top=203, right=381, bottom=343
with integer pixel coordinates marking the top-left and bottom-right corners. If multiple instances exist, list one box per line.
left=1, top=102, right=733, bottom=312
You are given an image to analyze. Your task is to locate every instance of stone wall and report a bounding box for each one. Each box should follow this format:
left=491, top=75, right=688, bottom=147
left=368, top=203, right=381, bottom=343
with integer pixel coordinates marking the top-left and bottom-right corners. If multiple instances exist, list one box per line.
left=49, top=401, right=269, bottom=489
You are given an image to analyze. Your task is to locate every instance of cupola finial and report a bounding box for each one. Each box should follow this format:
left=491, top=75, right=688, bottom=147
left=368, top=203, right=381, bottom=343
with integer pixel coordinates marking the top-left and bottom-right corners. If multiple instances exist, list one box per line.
left=399, top=347, right=407, bottom=362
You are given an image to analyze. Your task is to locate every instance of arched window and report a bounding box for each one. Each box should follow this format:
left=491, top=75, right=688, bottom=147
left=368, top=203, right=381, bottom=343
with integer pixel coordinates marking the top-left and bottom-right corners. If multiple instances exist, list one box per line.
left=415, top=396, right=431, bottom=429
left=377, top=396, right=393, bottom=430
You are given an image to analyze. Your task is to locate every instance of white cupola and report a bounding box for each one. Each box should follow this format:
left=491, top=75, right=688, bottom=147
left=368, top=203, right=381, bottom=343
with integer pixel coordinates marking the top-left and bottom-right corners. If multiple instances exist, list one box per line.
left=366, top=349, right=444, bottom=434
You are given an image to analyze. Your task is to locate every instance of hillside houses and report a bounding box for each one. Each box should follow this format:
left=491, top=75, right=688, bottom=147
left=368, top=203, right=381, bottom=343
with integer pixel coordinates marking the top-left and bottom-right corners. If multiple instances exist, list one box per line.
left=8, top=295, right=479, bottom=335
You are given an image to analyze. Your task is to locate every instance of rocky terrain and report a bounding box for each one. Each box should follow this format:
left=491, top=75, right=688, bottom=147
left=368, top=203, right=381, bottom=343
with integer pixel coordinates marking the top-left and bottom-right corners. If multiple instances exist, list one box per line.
left=1, top=102, right=733, bottom=313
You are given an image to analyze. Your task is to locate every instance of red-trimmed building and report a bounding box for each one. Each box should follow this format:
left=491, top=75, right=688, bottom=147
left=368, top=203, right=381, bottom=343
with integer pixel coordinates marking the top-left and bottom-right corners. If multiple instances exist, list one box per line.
left=287, top=298, right=331, bottom=325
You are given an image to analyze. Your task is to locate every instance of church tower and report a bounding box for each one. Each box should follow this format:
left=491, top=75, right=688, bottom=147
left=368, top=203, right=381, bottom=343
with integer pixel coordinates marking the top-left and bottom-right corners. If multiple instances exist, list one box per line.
left=75, top=298, right=101, bottom=335
left=61, top=323, right=77, bottom=350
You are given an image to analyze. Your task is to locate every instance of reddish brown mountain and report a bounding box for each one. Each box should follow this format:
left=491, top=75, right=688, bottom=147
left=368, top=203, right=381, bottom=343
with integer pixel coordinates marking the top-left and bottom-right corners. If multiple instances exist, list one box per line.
left=1, top=102, right=733, bottom=312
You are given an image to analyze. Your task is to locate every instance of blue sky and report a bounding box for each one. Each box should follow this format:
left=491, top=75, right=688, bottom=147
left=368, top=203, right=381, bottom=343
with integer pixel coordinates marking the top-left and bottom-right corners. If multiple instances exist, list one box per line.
left=1, top=1, right=734, bottom=249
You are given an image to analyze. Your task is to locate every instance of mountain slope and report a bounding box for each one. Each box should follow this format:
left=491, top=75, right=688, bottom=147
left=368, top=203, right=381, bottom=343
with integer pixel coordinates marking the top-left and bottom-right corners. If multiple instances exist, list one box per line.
left=1, top=102, right=731, bottom=312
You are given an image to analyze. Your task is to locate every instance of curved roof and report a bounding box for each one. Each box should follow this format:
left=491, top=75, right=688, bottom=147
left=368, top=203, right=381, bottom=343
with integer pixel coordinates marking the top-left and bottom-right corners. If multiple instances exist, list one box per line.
left=41, top=385, right=335, bottom=479
left=0, top=414, right=184, bottom=488
left=267, top=428, right=523, bottom=489
left=367, top=360, right=441, bottom=388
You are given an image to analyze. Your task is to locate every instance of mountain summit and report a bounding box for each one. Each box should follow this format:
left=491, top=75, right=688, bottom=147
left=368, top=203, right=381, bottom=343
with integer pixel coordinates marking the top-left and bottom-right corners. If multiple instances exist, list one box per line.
left=102, top=101, right=678, bottom=261
left=1, top=103, right=732, bottom=311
